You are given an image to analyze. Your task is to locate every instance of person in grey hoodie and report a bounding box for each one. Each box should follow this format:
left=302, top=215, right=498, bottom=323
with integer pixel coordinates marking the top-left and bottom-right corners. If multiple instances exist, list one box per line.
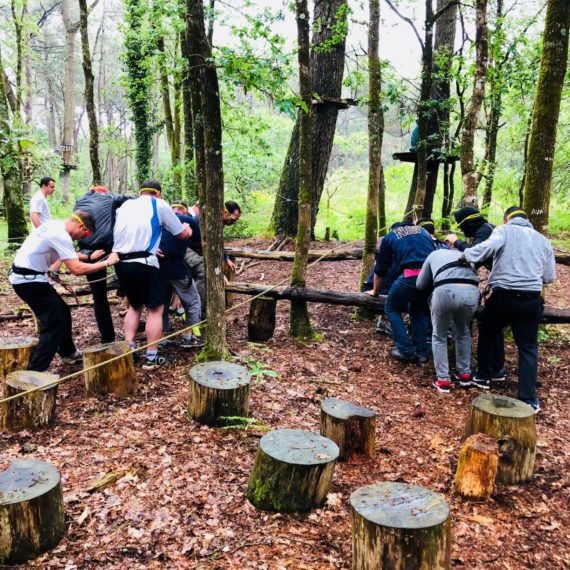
left=461, top=207, right=556, bottom=413
left=417, top=248, right=480, bottom=393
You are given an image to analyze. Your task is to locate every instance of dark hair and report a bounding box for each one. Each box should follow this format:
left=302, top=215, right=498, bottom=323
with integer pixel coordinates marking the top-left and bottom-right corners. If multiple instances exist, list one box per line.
left=225, top=200, right=241, bottom=215
left=40, top=177, right=55, bottom=187
left=416, top=218, right=435, bottom=235
left=172, top=199, right=188, bottom=209
left=140, top=179, right=162, bottom=194
left=73, top=209, right=95, bottom=233
left=504, top=206, right=527, bottom=221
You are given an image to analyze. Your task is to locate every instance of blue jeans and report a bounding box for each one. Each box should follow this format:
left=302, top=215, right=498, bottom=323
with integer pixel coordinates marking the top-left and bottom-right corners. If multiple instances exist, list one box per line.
left=385, top=275, right=428, bottom=358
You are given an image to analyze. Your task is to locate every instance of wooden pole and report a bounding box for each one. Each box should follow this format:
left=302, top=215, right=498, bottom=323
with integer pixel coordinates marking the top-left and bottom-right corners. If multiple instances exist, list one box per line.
left=0, top=458, right=66, bottom=564
left=247, top=296, right=277, bottom=342
left=0, top=336, right=38, bottom=381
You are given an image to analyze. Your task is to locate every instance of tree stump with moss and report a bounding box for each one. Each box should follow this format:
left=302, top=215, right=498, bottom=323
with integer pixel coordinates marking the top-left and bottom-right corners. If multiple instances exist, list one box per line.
left=247, top=428, right=339, bottom=511
left=320, top=398, right=376, bottom=461
left=0, top=336, right=38, bottom=382
left=351, top=482, right=451, bottom=569
left=454, top=433, right=499, bottom=500
left=82, top=341, right=137, bottom=397
left=247, top=297, right=277, bottom=342
left=0, top=458, right=66, bottom=565
left=188, top=361, right=251, bottom=425
left=465, top=394, right=536, bottom=484
left=2, top=371, right=58, bottom=431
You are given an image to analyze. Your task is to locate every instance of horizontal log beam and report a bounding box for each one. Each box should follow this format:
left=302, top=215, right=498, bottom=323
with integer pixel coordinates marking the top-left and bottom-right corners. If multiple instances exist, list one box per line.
left=226, top=282, right=570, bottom=324
left=226, top=247, right=570, bottom=267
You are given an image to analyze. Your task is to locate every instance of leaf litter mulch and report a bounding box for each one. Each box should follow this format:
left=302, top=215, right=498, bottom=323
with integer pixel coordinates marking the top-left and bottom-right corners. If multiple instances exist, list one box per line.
left=0, top=238, right=569, bottom=569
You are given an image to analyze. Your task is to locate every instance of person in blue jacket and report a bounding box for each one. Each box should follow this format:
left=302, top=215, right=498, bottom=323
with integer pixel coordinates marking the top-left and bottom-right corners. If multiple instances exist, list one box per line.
left=366, top=221, right=436, bottom=362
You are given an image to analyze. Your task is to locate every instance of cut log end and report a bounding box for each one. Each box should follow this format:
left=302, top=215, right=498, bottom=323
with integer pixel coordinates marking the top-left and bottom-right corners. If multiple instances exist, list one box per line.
left=455, top=433, right=499, bottom=501
left=0, top=458, right=65, bottom=564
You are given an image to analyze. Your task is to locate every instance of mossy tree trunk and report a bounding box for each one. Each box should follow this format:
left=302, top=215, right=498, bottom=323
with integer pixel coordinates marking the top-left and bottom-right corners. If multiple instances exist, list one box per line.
left=523, top=0, right=570, bottom=234
left=290, top=0, right=315, bottom=340
left=179, top=29, right=196, bottom=201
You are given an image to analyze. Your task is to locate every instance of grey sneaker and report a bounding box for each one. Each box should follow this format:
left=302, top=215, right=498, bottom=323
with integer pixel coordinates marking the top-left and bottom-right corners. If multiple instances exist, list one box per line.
left=61, top=350, right=82, bottom=364
left=180, top=334, right=205, bottom=348
left=142, top=354, right=168, bottom=370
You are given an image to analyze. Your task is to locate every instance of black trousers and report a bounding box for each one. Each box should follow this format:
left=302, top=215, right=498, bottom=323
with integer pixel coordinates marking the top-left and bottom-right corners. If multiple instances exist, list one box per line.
left=13, top=281, right=77, bottom=371
left=477, top=289, right=543, bottom=401
left=87, top=269, right=115, bottom=343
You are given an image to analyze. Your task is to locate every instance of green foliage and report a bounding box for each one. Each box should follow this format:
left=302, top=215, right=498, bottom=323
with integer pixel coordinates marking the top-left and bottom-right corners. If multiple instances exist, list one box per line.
left=233, top=353, right=278, bottom=383
left=218, top=416, right=270, bottom=431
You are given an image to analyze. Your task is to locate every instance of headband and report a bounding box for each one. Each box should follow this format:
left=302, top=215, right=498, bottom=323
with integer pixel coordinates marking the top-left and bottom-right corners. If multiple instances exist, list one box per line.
left=172, top=203, right=187, bottom=210
left=140, top=187, right=160, bottom=194
left=457, top=212, right=481, bottom=228
left=72, top=214, right=90, bottom=233
left=505, top=209, right=526, bottom=220
left=418, top=220, right=434, bottom=228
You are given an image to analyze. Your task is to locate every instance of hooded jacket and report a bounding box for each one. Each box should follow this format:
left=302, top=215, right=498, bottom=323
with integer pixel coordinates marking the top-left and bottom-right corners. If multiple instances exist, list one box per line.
left=462, top=217, right=556, bottom=291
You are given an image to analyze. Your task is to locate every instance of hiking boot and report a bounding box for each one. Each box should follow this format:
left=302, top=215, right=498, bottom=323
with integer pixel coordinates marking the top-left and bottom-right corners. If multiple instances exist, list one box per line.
left=142, top=354, right=168, bottom=370
left=471, top=374, right=491, bottom=389
left=61, top=350, right=82, bottom=364
left=432, top=379, right=451, bottom=393
left=453, top=372, right=472, bottom=387
left=391, top=348, right=417, bottom=363
left=180, top=334, right=205, bottom=348
left=521, top=398, right=540, bottom=414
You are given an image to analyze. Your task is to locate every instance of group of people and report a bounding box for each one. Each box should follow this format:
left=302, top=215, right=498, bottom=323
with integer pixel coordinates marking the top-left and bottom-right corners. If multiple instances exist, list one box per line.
left=10, top=177, right=241, bottom=372
left=365, top=206, right=556, bottom=413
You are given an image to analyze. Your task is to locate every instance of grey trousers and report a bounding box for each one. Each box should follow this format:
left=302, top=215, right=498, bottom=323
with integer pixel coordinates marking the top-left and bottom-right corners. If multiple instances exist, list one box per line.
left=162, top=277, right=202, bottom=331
left=184, top=249, right=205, bottom=317
left=430, top=285, right=480, bottom=380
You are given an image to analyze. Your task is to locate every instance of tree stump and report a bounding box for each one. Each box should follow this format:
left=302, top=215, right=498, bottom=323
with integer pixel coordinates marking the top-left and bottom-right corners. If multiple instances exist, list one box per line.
left=0, top=458, right=66, bottom=565
left=1, top=371, right=58, bottom=431
left=320, top=398, right=376, bottom=461
left=454, top=433, right=499, bottom=501
left=82, top=341, right=137, bottom=397
left=188, top=361, right=251, bottom=426
left=0, top=336, right=38, bottom=382
left=351, top=482, right=451, bottom=570
left=465, top=394, right=536, bottom=484
left=224, top=260, right=236, bottom=307
left=247, top=297, right=277, bottom=342
left=247, top=428, right=339, bottom=512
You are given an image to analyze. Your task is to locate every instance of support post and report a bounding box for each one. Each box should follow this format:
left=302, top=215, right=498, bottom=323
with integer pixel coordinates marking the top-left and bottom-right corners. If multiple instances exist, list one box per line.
left=247, top=297, right=277, bottom=342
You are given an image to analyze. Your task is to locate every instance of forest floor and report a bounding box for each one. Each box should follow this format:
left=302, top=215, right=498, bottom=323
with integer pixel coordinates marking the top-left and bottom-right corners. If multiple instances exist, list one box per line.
left=1, top=237, right=569, bottom=570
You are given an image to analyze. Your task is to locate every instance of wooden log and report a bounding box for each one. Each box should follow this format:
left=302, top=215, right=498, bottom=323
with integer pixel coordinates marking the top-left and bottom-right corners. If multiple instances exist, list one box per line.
left=464, top=394, right=537, bottom=484
left=224, top=260, right=236, bottom=308
left=320, top=398, right=376, bottom=461
left=0, top=336, right=38, bottom=381
left=454, top=433, right=499, bottom=500
left=351, top=482, right=451, bottom=570
left=1, top=371, right=58, bottom=431
left=82, top=341, right=137, bottom=397
left=188, top=361, right=251, bottom=426
left=223, top=247, right=364, bottom=262
left=225, top=282, right=570, bottom=324
left=0, top=458, right=66, bottom=564
left=247, top=428, right=339, bottom=512
left=247, top=296, right=277, bottom=342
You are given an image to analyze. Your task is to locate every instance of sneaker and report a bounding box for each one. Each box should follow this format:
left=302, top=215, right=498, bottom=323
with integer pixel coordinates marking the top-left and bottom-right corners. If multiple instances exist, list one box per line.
left=158, top=339, right=174, bottom=349
left=61, top=350, right=82, bottom=364
left=432, top=379, right=451, bottom=393
left=453, top=373, right=472, bottom=387
left=521, top=399, right=541, bottom=414
left=416, top=354, right=429, bottom=365
left=180, top=334, right=205, bottom=348
left=471, top=375, right=491, bottom=389
left=490, top=369, right=506, bottom=382
left=142, top=355, right=168, bottom=370
left=375, top=320, right=392, bottom=336
left=391, top=348, right=417, bottom=363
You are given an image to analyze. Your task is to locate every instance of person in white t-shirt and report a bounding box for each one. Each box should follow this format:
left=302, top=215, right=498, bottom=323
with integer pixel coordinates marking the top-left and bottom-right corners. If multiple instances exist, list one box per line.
left=10, top=211, right=119, bottom=371
left=29, top=177, right=56, bottom=227
left=113, top=179, right=191, bottom=369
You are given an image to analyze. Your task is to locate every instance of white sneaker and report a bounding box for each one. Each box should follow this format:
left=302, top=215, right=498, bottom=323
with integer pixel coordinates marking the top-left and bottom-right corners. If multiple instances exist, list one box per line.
left=61, top=350, right=82, bottom=364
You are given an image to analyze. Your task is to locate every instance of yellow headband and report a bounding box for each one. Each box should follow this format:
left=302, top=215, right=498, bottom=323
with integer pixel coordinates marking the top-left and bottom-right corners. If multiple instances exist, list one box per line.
left=457, top=212, right=481, bottom=228
left=505, top=209, right=526, bottom=220
left=418, top=220, right=434, bottom=228
left=72, top=214, right=89, bottom=231
left=172, top=203, right=187, bottom=210
left=140, top=187, right=160, bottom=194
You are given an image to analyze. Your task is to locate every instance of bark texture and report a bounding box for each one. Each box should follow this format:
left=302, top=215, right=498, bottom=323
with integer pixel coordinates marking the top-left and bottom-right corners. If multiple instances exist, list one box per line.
left=247, top=297, right=277, bottom=342
left=0, top=336, right=37, bottom=381
left=523, top=0, right=570, bottom=233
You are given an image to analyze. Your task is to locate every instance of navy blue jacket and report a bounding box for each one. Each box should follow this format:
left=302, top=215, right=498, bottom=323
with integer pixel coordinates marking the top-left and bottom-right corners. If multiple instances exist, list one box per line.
left=374, top=222, right=436, bottom=277
left=159, top=214, right=199, bottom=281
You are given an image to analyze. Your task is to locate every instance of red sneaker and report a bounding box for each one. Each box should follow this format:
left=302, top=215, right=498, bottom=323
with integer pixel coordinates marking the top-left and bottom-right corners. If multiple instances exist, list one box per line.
left=432, top=379, right=451, bottom=393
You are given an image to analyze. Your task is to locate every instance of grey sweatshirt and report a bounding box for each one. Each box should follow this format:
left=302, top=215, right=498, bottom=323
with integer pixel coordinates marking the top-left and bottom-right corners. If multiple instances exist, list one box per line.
left=417, top=249, right=478, bottom=290
left=462, top=217, right=556, bottom=291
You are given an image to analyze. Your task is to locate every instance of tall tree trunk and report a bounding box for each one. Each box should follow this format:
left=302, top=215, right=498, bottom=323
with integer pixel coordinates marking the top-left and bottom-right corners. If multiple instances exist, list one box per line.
left=187, top=0, right=227, bottom=359
left=290, top=0, right=314, bottom=340
left=79, top=0, right=101, bottom=185
left=180, top=29, right=195, bottom=200
left=460, top=0, right=488, bottom=206
left=271, top=0, right=348, bottom=238
left=523, top=0, right=570, bottom=234
left=157, top=37, right=176, bottom=155
left=10, top=0, right=23, bottom=118
left=360, top=0, right=382, bottom=289
left=0, top=47, right=28, bottom=243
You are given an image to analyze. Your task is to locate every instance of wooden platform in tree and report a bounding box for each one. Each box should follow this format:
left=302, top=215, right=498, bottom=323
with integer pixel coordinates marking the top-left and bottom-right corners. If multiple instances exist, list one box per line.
left=0, top=336, right=38, bottom=381
left=248, top=428, right=339, bottom=512
left=0, top=458, right=65, bottom=564
left=351, top=482, right=451, bottom=569
left=465, top=394, right=536, bottom=485
left=188, top=361, right=251, bottom=425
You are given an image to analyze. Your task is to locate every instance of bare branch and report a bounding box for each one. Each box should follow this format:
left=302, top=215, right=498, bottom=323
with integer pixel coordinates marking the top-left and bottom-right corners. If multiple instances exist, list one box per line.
left=383, top=0, right=424, bottom=50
